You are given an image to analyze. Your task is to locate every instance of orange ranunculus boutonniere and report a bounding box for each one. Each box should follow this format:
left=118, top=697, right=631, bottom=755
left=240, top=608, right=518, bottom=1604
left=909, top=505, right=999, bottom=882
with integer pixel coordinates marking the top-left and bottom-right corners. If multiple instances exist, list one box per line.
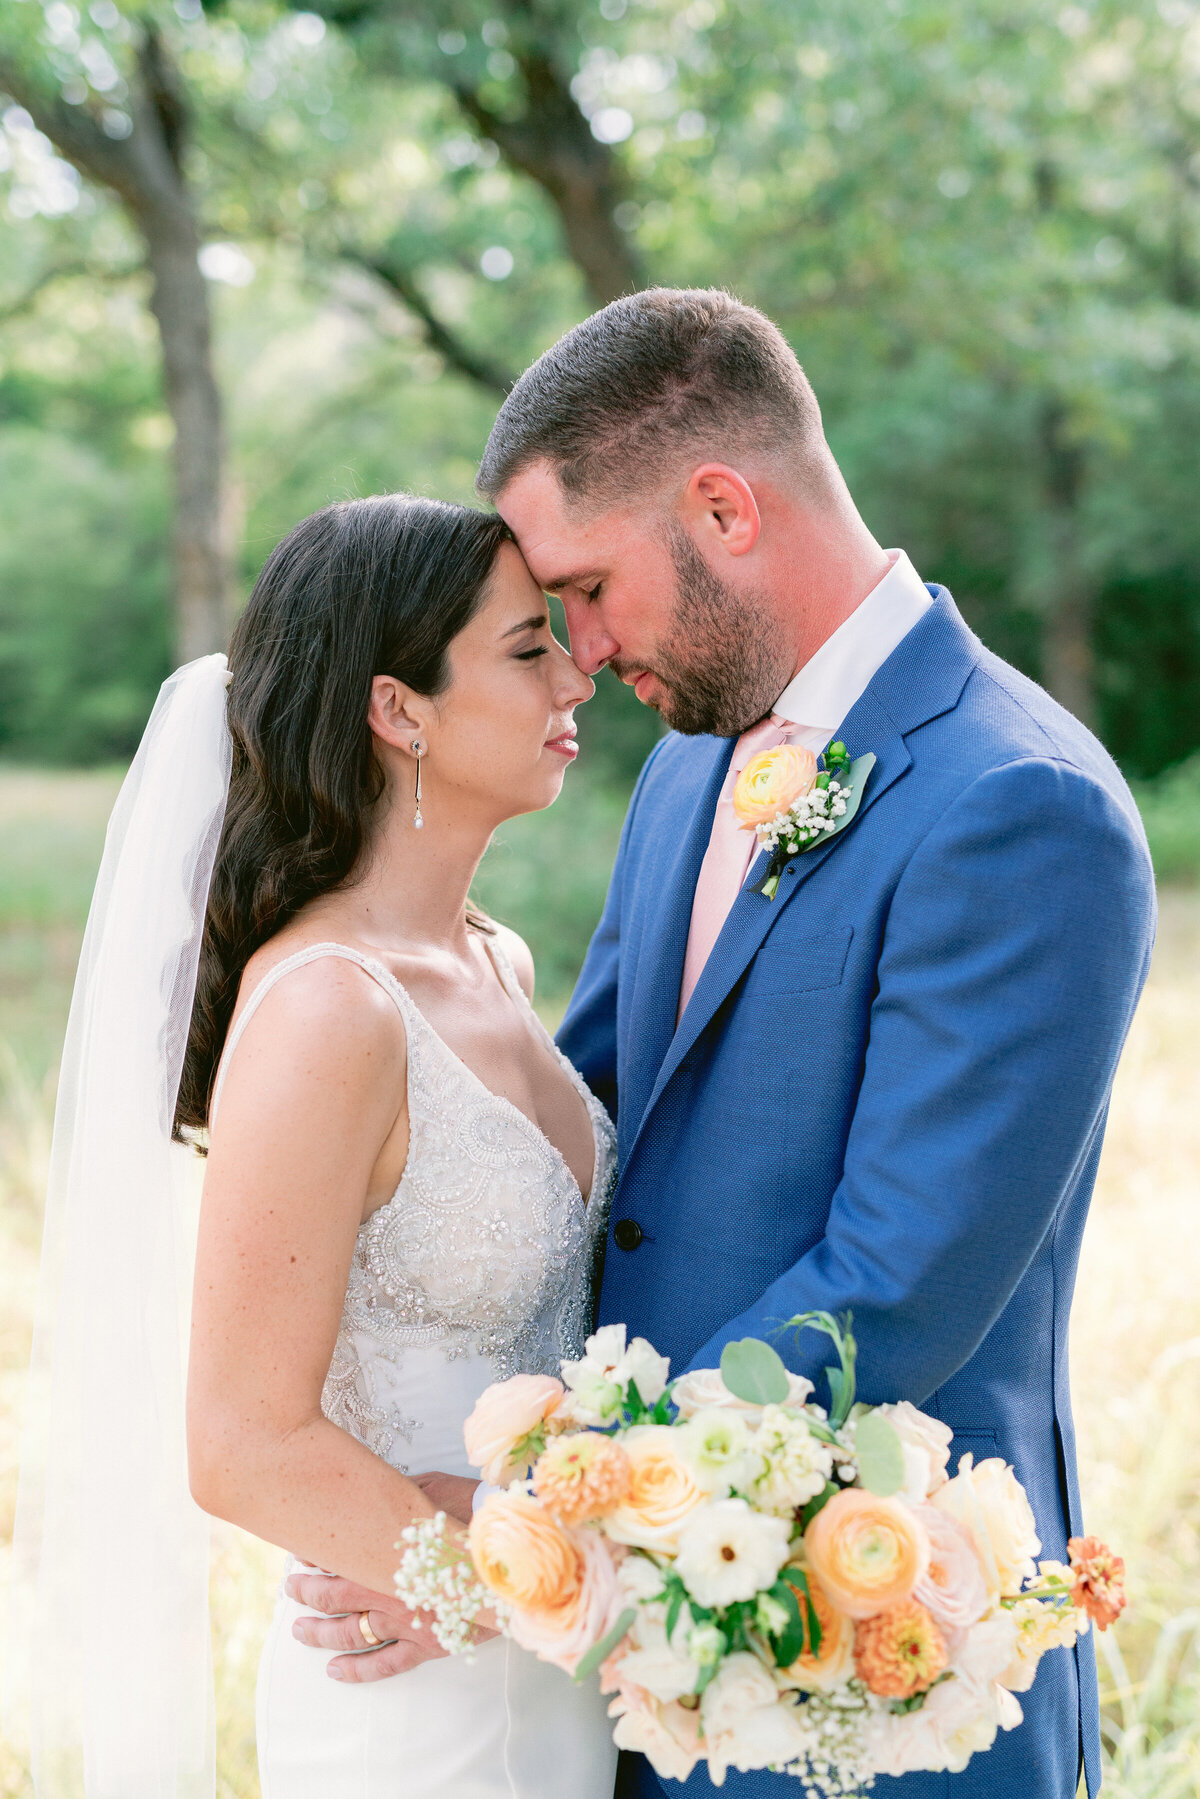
left=734, top=740, right=878, bottom=899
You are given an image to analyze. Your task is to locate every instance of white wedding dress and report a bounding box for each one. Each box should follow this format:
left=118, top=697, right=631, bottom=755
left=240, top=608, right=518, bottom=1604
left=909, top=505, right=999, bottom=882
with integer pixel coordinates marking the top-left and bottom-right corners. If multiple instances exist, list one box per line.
left=210, top=938, right=619, bottom=1799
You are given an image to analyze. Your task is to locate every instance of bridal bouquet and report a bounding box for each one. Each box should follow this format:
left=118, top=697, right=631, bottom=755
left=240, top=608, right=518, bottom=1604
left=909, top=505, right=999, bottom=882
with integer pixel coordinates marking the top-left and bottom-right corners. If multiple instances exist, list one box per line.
left=395, top=1315, right=1123, bottom=1793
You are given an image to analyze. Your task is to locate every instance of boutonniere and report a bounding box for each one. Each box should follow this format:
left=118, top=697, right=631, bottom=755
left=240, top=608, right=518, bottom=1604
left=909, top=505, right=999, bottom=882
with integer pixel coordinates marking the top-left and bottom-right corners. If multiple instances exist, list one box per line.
left=734, top=739, right=877, bottom=900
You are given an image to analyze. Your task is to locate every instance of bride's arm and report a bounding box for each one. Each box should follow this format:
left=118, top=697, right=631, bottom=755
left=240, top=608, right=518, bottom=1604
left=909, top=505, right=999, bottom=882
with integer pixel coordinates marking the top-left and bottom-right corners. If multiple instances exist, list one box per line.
left=187, top=955, right=447, bottom=1597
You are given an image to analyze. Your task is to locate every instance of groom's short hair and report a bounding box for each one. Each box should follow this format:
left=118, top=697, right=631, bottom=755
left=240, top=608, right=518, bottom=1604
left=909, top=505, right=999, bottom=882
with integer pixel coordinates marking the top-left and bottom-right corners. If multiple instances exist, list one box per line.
left=477, top=287, right=829, bottom=509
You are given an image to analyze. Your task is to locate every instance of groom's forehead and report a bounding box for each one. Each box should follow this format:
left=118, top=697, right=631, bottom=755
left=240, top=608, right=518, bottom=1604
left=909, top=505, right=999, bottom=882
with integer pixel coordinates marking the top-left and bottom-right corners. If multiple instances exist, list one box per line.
left=495, top=463, right=639, bottom=589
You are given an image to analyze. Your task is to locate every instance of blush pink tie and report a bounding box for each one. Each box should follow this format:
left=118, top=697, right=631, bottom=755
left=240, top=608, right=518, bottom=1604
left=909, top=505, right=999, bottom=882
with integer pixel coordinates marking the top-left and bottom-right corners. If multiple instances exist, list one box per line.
left=677, top=714, right=798, bottom=1019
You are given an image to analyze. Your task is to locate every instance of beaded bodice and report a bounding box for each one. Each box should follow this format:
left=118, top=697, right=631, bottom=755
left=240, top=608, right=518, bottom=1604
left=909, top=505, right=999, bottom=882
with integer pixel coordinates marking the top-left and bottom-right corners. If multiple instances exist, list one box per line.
left=213, top=938, right=616, bottom=1468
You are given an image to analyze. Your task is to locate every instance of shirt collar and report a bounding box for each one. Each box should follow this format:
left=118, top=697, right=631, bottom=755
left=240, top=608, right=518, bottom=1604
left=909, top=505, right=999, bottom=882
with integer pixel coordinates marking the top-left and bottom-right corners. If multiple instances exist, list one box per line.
left=772, top=549, right=933, bottom=733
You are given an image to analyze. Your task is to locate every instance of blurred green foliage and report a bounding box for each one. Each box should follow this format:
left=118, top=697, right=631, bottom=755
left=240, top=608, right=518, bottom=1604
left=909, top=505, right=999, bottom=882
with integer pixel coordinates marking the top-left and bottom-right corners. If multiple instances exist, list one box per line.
left=1, top=0, right=1200, bottom=790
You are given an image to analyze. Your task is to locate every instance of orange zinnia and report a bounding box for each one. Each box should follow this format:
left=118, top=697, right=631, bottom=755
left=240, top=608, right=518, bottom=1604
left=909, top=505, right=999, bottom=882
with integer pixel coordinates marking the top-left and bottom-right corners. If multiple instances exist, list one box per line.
left=854, top=1599, right=948, bottom=1699
left=1067, top=1536, right=1126, bottom=1630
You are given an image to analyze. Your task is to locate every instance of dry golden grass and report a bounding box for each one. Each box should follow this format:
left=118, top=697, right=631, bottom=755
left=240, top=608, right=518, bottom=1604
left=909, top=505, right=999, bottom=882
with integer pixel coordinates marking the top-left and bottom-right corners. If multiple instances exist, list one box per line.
left=0, top=770, right=1196, bottom=1796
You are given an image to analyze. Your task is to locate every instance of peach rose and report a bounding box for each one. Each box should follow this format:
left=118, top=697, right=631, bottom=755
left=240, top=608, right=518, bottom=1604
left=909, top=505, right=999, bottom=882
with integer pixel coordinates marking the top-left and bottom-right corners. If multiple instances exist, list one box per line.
left=733, top=745, right=818, bottom=829
left=931, top=1455, right=1040, bottom=1603
left=604, top=1426, right=709, bottom=1554
left=778, top=1571, right=856, bottom=1693
left=468, top=1490, right=583, bottom=1613
left=507, top=1528, right=624, bottom=1675
left=803, top=1489, right=930, bottom=1620
left=463, top=1374, right=565, bottom=1485
left=912, top=1505, right=989, bottom=1629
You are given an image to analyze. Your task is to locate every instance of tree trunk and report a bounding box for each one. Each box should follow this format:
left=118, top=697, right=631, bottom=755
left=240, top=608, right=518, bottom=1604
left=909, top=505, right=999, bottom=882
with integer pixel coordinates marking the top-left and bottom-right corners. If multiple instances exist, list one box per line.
left=0, top=34, right=232, bottom=662
left=455, top=48, right=640, bottom=308
left=1038, top=397, right=1096, bottom=730
left=141, top=205, right=230, bottom=660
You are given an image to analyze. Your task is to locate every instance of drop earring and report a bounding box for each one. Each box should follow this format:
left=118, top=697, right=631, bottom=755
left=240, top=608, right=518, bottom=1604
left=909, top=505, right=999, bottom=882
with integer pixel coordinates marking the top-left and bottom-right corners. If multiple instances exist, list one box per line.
left=411, top=740, right=424, bottom=829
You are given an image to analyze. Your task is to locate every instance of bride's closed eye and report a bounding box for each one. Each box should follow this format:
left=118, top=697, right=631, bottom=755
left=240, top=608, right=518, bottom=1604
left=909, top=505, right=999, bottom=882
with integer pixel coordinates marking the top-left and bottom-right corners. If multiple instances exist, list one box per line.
left=515, top=646, right=549, bottom=661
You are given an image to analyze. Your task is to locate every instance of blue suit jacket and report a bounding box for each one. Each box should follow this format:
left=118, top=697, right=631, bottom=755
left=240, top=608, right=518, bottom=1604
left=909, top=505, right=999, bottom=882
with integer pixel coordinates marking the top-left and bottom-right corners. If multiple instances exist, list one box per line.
left=558, top=591, right=1156, bottom=1799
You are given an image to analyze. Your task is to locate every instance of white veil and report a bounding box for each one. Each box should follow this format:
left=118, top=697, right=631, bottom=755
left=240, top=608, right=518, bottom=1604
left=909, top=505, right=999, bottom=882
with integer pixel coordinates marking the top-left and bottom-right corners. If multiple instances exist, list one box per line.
left=5, top=654, right=233, bottom=1798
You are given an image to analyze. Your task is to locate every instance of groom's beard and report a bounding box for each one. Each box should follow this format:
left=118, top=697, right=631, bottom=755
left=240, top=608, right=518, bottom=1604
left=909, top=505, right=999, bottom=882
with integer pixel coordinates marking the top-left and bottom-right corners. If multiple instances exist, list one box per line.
left=615, top=527, right=791, bottom=737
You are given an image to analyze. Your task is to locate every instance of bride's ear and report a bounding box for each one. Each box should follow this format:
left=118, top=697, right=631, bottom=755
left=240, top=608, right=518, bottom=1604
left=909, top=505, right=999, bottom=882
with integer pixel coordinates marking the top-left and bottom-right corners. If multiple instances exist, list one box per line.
left=367, top=676, right=428, bottom=753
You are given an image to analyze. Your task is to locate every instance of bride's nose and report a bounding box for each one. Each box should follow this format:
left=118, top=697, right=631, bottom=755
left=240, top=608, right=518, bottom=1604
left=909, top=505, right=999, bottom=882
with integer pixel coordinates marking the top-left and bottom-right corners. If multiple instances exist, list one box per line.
left=552, top=641, right=596, bottom=707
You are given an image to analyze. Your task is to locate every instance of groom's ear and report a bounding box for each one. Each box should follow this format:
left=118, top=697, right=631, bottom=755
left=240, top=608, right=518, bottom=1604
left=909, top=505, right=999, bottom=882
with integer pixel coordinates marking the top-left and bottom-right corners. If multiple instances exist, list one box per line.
left=683, top=463, right=761, bottom=558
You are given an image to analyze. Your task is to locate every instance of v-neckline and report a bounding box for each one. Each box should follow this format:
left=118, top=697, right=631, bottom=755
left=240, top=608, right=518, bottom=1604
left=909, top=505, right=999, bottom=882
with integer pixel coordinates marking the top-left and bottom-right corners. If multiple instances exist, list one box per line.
left=364, top=938, right=601, bottom=1212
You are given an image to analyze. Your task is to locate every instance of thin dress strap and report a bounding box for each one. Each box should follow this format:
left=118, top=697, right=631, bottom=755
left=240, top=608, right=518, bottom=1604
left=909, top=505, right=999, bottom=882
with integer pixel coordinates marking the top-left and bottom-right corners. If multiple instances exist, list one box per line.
left=209, top=942, right=407, bottom=1127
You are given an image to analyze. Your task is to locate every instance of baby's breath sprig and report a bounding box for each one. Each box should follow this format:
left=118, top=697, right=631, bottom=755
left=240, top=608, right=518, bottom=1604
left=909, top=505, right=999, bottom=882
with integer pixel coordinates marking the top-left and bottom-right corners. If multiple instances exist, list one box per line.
left=394, top=1511, right=499, bottom=1657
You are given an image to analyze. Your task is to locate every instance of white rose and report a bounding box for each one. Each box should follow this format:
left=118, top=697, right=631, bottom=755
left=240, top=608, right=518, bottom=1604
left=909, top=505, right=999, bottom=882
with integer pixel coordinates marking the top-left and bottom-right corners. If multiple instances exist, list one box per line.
left=876, top=1403, right=953, bottom=1502
left=608, top=1691, right=704, bottom=1784
left=702, top=1655, right=809, bottom=1782
left=560, top=1325, right=631, bottom=1423
left=672, top=1366, right=813, bottom=1420
left=674, top=1498, right=791, bottom=1609
left=931, top=1456, right=1041, bottom=1602
left=676, top=1407, right=755, bottom=1495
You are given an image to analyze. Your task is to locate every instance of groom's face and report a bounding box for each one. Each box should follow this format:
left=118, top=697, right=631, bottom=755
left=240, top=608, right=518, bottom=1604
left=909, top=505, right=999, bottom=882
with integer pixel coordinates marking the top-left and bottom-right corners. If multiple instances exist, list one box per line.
left=495, top=460, right=789, bottom=736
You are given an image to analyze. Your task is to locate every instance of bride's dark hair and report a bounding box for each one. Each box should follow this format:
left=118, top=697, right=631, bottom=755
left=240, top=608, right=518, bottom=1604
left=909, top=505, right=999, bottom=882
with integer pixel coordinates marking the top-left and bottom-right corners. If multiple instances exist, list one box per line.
left=174, top=492, right=511, bottom=1140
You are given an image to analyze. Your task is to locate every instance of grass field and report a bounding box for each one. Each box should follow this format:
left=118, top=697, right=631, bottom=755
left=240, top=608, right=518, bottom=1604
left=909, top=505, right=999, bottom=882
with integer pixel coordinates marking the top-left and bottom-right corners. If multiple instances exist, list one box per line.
left=1, top=769, right=1198, bottom=1797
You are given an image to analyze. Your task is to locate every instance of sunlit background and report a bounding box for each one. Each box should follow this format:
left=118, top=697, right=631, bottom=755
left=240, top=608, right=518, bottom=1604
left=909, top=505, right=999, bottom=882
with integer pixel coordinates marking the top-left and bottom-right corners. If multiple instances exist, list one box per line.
left=1, top=0, right=1199, bottom=1792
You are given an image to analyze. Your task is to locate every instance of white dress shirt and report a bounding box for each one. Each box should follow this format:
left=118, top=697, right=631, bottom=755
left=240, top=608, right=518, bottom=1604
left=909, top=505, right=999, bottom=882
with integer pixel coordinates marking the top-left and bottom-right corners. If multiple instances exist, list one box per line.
left=770, top=548, right=932, bottom=753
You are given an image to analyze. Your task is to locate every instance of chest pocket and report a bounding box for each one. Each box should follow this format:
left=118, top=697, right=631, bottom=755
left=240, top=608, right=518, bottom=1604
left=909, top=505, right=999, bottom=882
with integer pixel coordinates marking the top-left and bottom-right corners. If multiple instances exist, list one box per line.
left=740, top=923, right=854, bottom=1000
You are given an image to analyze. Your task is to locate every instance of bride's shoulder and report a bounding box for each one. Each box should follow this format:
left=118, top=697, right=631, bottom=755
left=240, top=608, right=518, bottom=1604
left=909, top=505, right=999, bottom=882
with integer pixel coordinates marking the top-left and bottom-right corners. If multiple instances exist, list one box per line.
left=229, top=937, right=407, bottom=1071
left=489, top=921, right=536, bottom=1000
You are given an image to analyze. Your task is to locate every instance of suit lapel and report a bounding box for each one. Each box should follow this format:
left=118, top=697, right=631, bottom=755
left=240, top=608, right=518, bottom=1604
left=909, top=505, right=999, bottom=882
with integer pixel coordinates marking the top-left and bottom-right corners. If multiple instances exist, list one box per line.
left=622, top=734, right=732, bottom=1140
left=624, top=590, right=980, bottom=1166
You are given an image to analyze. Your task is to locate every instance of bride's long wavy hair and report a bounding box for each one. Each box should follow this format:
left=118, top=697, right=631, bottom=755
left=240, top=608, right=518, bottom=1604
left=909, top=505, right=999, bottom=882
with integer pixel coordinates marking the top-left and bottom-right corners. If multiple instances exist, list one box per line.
left=174, top=492, right=511, bottom=1140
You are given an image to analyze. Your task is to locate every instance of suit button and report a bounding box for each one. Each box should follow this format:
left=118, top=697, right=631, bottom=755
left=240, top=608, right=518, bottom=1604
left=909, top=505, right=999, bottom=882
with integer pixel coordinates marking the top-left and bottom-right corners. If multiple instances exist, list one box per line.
left=614, top=1218, right=643, bottom=1251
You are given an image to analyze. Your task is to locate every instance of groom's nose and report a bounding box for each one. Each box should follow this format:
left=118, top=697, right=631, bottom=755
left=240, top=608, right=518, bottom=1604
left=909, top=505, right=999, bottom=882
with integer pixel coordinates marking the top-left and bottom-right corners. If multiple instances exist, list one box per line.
left=560, top=595, right=619, bottom=677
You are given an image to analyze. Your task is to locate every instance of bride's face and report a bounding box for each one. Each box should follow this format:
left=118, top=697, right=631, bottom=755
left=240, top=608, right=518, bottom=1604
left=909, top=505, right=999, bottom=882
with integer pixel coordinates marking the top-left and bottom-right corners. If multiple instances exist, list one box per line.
left=417, top=541, right=594, bottom=825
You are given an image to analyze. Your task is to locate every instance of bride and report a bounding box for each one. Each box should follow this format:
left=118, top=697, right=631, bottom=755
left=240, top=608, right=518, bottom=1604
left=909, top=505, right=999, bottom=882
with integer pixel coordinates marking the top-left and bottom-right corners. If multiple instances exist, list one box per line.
left=10, top=494, right=618, bottom=1799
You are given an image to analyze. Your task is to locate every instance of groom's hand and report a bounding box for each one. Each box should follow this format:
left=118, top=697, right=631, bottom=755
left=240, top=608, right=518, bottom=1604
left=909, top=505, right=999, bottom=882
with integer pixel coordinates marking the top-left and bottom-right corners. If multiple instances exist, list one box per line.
left=286, top=1572, right=448, bottom=1683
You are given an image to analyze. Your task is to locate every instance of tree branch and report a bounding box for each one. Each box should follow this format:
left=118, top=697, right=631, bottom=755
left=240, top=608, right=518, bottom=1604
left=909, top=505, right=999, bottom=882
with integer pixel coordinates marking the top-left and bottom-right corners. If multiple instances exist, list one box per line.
left=342, top=249, right=515, bottom=394
left=0, top=257, right=143, bottom=324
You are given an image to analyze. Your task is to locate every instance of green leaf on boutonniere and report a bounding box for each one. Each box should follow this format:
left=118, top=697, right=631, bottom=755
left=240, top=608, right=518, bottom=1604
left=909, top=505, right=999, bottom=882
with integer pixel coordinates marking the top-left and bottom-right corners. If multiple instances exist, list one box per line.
left=853, top=1410, right=906, bottom=1496
left=750, top=752, right=877, bottom=900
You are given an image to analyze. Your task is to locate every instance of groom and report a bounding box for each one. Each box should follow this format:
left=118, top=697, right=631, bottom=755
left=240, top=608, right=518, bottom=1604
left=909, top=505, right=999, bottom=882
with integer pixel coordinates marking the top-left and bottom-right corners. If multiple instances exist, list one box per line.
left=293, top=290, right=1155, bottom=1797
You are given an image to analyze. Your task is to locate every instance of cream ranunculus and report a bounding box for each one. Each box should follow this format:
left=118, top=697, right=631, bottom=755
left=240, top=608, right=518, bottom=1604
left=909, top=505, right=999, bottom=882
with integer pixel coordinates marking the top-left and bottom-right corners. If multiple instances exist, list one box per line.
left=732, top=746, right=818, bottom=829
left=671, top=1366, right=814, bottom=1420
left=999, top=1596, right=1080, bottom=1693
left=875, top=1403, right=954, bottom=1503
left=462, top=1373, right=566, bottom=1485
left=674, top=1498, right=792, bottom=1609
left=931, top=1455, right=1041, bottom=1603
left=605, top=1426, right=708, bottom=1554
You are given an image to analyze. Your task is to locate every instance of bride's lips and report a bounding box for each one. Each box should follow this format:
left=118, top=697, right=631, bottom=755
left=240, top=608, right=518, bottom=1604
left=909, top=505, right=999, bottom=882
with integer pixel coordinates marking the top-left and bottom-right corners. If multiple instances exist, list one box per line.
left=633, top=672, right=658, bottom=705
left=545, top=731, right=579, bottom=760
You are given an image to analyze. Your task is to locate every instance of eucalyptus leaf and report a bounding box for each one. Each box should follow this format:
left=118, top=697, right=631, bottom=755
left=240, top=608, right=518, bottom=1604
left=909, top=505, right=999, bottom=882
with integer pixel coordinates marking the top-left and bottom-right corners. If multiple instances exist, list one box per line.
left=853, top=1410, right=906, bottom=1497
left=573, top=1608, right=636, bottom=1683
left=720, top=1337, right=790, bottom=1406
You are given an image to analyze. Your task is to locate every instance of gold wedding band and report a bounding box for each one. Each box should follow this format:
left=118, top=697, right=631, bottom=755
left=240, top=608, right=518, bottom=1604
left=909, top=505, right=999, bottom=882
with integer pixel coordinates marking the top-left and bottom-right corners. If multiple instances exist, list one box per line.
left=358, top=1611, right=382, bottom=1647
